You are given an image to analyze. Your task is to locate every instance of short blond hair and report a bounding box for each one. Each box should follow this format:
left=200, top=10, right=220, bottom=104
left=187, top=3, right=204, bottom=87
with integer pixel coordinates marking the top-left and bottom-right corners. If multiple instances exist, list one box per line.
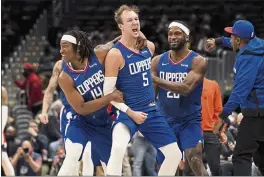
left=114, top=5, right=140, bottom=24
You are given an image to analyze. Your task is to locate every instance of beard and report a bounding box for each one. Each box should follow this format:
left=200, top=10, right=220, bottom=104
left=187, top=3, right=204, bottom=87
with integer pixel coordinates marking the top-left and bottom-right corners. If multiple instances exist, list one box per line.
left=169, top=39, right=187, bottom=51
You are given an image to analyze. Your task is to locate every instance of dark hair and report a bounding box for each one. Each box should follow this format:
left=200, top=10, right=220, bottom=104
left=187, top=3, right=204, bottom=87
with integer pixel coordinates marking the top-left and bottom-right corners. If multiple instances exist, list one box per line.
left=64, top=30, right=94, bottom=63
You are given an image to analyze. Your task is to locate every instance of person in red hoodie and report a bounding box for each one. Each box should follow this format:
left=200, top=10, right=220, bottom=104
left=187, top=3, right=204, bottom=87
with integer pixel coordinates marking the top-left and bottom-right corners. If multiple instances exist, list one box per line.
left=15, top=63, right=44, bottom=115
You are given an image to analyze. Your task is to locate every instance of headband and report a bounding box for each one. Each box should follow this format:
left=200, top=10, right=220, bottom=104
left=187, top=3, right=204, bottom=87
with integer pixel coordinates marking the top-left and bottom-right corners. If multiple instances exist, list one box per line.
left=61, top=35, right=77, bottom=44
left=168, top=22, right=190, bottom=36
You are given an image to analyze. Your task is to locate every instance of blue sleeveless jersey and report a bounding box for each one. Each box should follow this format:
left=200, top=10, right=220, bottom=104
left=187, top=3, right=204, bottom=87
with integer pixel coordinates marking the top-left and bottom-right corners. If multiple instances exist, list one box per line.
left=114, top=42, right=155, bottom=112
left=61, top=56, right=110, bottom=125
left=157, top=50, right=203, bottom=120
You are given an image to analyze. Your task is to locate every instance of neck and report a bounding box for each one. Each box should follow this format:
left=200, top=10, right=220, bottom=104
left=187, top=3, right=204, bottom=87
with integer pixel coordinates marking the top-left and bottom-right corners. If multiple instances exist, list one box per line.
left=239, top=42, right=247, bottom=49
left=170, top=47, right=190, bottom=63
left=70, top=58, right=88, bottom=70
left=120, top=33, right=137, bottom=49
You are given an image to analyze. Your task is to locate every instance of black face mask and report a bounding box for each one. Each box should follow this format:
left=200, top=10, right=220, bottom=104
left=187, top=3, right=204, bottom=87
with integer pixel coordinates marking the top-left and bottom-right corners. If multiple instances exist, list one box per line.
left=23, top=70, right=30, bottom=77
left=6, top=135, right=15, bottom=141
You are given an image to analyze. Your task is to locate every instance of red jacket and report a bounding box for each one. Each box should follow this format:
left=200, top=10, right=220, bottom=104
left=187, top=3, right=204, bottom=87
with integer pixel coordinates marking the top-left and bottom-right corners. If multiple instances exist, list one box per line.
left=15, top=73, right=43, bottom=109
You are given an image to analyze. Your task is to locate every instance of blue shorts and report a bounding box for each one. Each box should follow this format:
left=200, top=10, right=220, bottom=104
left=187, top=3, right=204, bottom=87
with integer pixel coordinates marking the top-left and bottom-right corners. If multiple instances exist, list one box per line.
left=60, top=106, right=68, bottom=140
left=113, top=109, right=176, bottom=149
left=157, top=114, right=203, bottom=164
left=61, top=107, right=112, bottom=164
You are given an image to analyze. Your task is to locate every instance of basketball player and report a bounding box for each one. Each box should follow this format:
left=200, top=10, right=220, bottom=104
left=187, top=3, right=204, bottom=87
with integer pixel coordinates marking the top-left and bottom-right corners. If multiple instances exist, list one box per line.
left=54, top=30, right=126, bottom=175
left=40, top=32, right=146, bottom=175
left=1, top=86, right=15, bottom=176
left=103, top=5, right=181, bottom=176
left=151, top=21, right=208, bottom=176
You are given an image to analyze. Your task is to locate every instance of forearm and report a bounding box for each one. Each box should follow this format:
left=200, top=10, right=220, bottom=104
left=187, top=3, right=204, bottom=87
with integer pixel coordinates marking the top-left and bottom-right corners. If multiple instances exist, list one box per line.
left=15, top=80, right=25, bottom=89
left=11, top=153, right=20, bottom=167
left=28, top=157, right=41, bottom=172
left=154, top=77, right=190, bottom=96
left=77, top=95, right=113, bottom=115
left=96, top=36, right=121, bottom=50
left=215, top=37, right=232, bottom=48
left=42, top=88, right=54, bottom=114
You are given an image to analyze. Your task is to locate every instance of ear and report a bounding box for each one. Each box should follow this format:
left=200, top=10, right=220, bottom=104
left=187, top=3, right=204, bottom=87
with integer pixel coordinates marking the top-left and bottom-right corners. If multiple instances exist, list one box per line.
left=236, top=37, right=241, bottom=44
left=186, top=35, right=189, bottom=42
left=118, top=24, right=123, bottom=31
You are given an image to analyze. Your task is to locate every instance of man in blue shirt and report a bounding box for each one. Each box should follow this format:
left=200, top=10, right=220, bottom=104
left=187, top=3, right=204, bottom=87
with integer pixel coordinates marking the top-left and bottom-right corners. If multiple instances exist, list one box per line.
left=205, top=20, right=264, bottom=176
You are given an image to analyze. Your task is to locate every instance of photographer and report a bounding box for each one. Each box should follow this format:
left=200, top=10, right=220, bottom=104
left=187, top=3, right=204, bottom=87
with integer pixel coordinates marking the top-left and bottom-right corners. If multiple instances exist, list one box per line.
left=11, top=140, right=42, bottom=176
left=49, top=146, right=65, bottom=176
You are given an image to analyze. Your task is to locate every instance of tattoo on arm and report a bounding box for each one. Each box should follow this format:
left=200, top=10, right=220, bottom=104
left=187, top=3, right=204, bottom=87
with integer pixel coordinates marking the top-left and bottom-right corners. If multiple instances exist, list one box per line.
left=42, top=61, right=62, bottom=113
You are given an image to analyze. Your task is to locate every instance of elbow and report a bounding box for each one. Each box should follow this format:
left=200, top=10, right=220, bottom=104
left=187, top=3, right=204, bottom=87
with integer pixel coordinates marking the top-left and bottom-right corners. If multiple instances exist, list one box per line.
left=33, top=166, right=41, bottom=173
left=74, top=104, right=90, bottom=116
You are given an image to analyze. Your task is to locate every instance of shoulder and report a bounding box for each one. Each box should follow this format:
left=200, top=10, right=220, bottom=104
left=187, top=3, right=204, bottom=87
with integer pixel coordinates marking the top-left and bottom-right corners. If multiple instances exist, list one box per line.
left=58, top=71, right=73, bottom=87
left=105, top=48, right=123, bottom=61
left=55, top=60, right=63, bottom=70
left=151, top=54, right=162, bottom=65
left=192, top=55, right=208, bottom=70
left=33, top=152, right=41, bottom=159
left=147, top=40, right=155, bottom=56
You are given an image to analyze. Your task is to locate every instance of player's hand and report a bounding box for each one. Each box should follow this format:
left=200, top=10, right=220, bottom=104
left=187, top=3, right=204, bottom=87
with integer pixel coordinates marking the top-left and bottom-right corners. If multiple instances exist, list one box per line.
left=205, top=38, right=216, bottom=52
left=136, top=31, right=147, bottom=50
left=219, top=132, right=227, bottom=144
left=39, top=113, right=49, bottom=124
left=127, top=109, right=147, bottom=124
left=110, top=90, right=124, bottom=103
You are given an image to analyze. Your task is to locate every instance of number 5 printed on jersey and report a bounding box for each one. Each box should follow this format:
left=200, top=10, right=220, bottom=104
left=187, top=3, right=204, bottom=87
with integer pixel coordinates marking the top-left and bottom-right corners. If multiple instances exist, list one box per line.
left=142, top=72, right=149, bottom=86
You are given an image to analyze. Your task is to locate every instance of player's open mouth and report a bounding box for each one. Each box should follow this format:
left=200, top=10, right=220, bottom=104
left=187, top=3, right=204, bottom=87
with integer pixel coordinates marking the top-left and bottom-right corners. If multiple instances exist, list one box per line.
left=132, top=29, right=138, bottom=32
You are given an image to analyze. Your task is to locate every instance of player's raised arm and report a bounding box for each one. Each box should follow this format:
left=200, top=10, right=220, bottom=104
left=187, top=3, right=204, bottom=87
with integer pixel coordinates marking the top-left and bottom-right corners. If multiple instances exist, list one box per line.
left=95, top=32, right=148, bottom=63
left=151, top=55, right=161, bottom=98
left=40, top=60, right=62, bottom=124
left=94, top=35, right=121, bottom=62
left=153, top=56, right=208, bottom=96
left=58, top=71, right=123, bottom=116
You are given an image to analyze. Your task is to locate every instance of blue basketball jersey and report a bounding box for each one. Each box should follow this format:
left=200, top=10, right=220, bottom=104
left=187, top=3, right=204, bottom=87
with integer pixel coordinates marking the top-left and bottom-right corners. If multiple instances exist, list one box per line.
left=157, top=50, right=203, bottom=120
left=113, top=42, right=155, bottom=112
left=61, top=55, right=110, bottom=125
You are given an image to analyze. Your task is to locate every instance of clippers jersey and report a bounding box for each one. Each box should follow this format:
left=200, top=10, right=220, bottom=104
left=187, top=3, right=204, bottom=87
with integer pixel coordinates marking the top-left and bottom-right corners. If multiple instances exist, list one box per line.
left=114, top=42, right=155, bottom=112
left=157, top=50, right=203, bottom=120
left=61, top=55, right=110, bottom=125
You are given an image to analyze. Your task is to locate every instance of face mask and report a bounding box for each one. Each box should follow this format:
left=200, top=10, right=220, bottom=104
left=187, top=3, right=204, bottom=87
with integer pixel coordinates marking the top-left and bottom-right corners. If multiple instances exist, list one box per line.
left=6, top=135, right=15, bottom=141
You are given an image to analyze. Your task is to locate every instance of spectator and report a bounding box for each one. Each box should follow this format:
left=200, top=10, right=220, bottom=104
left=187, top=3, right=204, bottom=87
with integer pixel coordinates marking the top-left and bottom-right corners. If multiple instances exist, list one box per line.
left=49, top=147, right=65, bottom=176
left=132, top=132, right=157, bottom=176
left=5, top=125, right=21, bottom=157
left=11, top=140, right=42, bottom=176
left=14, top=63, right=44, bottom=116
left=201, top=78, right=225, bottom=176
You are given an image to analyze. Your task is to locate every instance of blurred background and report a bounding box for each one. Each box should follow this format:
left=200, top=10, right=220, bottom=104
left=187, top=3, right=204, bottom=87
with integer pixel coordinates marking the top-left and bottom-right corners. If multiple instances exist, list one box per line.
left=1, top=0, right=264, bottom=176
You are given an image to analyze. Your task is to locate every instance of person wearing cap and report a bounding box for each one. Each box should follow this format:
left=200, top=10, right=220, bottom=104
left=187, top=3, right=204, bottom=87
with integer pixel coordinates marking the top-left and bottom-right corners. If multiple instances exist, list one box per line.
left=152, top=21, right=208, bottom=176
left=205, top=20, right=264, bottom=176
left=14, top=62, right=44, bottom=115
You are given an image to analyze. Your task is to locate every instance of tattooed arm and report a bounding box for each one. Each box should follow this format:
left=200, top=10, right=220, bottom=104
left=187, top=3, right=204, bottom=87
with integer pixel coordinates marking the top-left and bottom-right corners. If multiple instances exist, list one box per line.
left=40, top=60, right=62, bottom=124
